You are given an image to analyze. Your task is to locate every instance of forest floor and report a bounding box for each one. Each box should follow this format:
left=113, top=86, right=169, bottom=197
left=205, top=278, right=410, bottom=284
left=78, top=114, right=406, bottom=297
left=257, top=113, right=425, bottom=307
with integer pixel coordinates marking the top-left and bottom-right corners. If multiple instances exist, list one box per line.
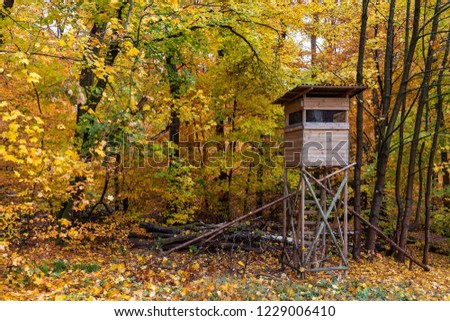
left=2, top=239, right=450, bottom=301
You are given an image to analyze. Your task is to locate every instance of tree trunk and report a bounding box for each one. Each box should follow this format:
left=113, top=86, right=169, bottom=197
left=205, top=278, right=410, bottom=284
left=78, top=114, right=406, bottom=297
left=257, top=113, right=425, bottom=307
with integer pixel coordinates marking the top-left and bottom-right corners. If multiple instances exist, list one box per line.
left=311, top=34, right=317, bottom=66
left=394, top=0, right=410, bottom=247
left=410, top=142, right=425, bottom=231
left=366, top=0, right=397, bottom=252
left=398, top=0, right=440, bottom=262
left=423, top=29, right=449, bottom=265
left=113, top=153, right=121, bottom=211
left=256, top=164, right=264, bottom=209
left=256, top=137, right=266, bottom=211
left=0, top=0, right=14, bottom=45
left=310, top=12, right=318, bottom=68
left=394, top=99, right=405, bottom=245
left=243, top=162, right=253, bottom=213
left=59, top=5, right=124, bottom=219
left=214, top=107, right=231, bottom=217
left=353, top=0, right=369, bottom=260
left=442, top=150, right=450, bottom=208
left=165, top=56, right=181, bottom=159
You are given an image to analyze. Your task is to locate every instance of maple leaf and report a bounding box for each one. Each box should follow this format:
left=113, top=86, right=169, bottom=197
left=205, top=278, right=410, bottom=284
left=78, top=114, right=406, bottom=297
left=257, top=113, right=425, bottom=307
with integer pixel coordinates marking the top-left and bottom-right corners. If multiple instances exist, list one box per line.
left=27, top=72, right=42, bottom=84
left=127, top=47, right=140, bottom=57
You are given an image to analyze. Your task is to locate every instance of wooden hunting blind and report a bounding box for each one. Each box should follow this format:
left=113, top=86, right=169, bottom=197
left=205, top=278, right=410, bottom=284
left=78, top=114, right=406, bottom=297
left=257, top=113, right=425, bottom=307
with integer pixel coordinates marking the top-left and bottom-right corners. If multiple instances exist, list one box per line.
left=273, top=84, right=367, bottom=276
left=273, top=85, right=367, bottom=168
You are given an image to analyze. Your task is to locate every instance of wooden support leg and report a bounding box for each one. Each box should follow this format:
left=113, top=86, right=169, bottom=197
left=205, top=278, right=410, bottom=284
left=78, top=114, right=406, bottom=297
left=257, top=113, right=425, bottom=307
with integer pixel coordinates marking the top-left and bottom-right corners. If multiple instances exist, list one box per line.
left=344, top=171, right=348, bottom=276
left=282, top=168, right=288, bottom=262
left=300, top=167, right=305, bottom=270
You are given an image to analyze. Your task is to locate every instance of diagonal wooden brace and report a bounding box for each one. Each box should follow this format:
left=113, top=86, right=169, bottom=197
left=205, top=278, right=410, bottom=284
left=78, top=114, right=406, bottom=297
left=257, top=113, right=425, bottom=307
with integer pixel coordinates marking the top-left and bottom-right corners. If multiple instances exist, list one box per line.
left=303, top=173, right=348, bottom=266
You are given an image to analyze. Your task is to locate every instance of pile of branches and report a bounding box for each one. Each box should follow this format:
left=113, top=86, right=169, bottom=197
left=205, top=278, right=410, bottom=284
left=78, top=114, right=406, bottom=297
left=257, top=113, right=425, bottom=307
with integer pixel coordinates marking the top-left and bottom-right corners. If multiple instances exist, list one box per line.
left=129, top=195, right=293, bottom=255
left=128, top=221, right=275, bottom=254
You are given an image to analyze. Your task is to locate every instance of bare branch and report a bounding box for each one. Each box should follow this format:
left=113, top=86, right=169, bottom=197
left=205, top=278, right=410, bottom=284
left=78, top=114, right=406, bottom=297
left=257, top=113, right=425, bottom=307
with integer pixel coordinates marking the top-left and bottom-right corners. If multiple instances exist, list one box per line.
left=0, top=49, right=83, bottom=61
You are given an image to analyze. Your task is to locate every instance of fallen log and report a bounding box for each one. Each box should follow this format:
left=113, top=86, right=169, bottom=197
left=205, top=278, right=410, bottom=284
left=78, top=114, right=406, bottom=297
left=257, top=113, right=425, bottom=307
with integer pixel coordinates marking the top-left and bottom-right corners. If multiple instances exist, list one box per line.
left=128, top=232, right=152, bottom=239
left=152, top=232, right=177, bottom=239
left=202, top=241, right=264, bottom=253
left=162, top=192, right=296, bottom=256
left=128, top=238, right=154, bottom=249
left=139, top=222, right=182, bottom=234
left=158, top=233, right=201, bottom=247
left=132, top=218, right=271, bottom=252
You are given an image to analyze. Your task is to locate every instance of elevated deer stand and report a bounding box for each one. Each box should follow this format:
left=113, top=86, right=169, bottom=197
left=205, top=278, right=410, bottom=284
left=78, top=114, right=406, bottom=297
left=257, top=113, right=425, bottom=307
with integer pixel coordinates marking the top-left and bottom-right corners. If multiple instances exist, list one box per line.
left=273, top=85, right=366, bottom=277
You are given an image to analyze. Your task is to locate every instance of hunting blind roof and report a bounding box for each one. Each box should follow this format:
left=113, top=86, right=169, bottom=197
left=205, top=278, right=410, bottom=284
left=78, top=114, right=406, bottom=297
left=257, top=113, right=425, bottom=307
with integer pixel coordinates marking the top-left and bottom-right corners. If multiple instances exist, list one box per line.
left=273, top=85, right=367, bottom=104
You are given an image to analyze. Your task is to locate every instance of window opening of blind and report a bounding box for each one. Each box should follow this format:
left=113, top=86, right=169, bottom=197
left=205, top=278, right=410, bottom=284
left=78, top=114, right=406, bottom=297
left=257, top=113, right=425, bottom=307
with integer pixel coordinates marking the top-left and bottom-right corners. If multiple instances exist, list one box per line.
left=288, top=111, right=302, bottom=125
left=306, top=110, right=346, bottom=123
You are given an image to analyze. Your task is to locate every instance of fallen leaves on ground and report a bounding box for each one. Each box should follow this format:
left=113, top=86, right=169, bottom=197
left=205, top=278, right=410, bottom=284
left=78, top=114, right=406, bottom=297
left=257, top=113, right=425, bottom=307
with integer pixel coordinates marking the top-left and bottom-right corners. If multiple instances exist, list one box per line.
left=1, top=243, right=449, bottom=301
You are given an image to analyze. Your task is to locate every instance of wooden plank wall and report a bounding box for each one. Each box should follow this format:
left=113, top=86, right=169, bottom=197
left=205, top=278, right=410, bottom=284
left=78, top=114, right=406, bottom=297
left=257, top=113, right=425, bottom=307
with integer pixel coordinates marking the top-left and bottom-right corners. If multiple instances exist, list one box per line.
left=303, top=97, right=349, bottom=110
left=301, top=129, right=349, bottom=167
left=284, top=129, right=349, bottom=168
left=284, top=128, right=302, bottom=167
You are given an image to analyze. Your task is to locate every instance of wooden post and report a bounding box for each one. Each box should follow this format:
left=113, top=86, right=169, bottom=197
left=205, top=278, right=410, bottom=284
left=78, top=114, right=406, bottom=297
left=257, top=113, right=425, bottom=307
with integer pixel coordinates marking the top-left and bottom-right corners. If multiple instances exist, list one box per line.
left=344, top=170, right=349, bottom=277
left=321, top=168, right=328, bottom=267
left=300, top=167, right=305, bottom=267
left=283, top=168, right=288, bottom=248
